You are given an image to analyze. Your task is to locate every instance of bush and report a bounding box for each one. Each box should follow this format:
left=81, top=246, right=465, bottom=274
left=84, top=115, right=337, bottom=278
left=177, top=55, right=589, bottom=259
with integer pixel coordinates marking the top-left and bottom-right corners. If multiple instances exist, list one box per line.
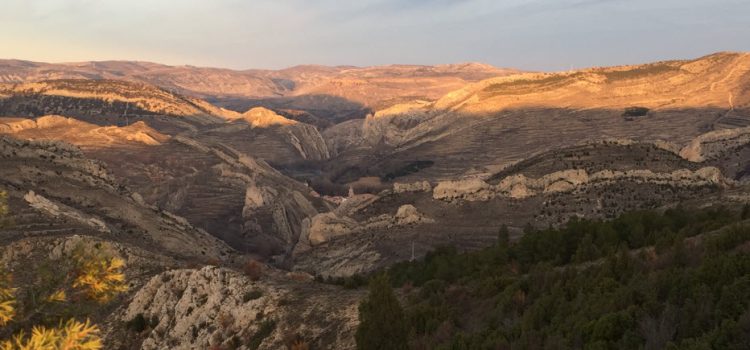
left=243, top=290, right=263, bottom=302
left=287, top=337, right=310, bottom=350
left=248, top=320, right=276, bottom=350
left=126, top=313, right=147, bottom=333
left=243, top=260, right=264, bottom=281
left=623, top=107, right=650, bottom=117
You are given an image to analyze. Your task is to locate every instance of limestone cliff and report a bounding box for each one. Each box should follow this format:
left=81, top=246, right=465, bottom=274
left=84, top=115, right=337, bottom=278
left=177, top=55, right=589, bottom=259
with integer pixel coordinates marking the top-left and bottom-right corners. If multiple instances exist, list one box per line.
left=434, top=167, right=729, bottom=202
left=118, top=266, right=361, bottom=349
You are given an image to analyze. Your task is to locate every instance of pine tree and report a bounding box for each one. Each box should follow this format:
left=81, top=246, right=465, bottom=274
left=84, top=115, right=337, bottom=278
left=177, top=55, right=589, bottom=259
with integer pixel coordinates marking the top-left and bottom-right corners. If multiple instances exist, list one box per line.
left=355, top=274, right=408, bottom=350
left=498, top=225, right=510, bottom=246
left=491, top=225, right=512, bottom=265
left=573, top=234, right=597, bottom=263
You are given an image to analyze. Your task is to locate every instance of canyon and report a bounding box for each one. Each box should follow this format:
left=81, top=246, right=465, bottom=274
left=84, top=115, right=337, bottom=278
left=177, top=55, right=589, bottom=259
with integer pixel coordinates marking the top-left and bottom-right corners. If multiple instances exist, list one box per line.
left=2, top=52, right=750, bottom=348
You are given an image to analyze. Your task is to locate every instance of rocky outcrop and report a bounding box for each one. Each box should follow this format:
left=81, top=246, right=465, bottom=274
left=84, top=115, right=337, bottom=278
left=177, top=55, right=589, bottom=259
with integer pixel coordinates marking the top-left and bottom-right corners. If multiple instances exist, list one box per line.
left=242, top=184, right=276, bottom=218
left=679, top=126, right=750, bottom=162
left=434, top=167, right=729, bottom=202
left=433, top=178, right=495, bottom=201
left=118, top=266, right=361, bottom=350
left=394, top=204, right=434, bottom=225
left=285, top=123, right=331, bottom=160
left=393, top=181, right=432, bottom=193
left=336, top=194, right=380, bottom=217
left=238, top=107, right=297, bottom=128
left=297, top=202, right=433, bottom=250
left=24, top=190, right=110, bottom=233
left=0, top=115, right=68, bottom=132
left=0, top=115, right=169, bottom=146
left=306, top=213, right=360, bottom=246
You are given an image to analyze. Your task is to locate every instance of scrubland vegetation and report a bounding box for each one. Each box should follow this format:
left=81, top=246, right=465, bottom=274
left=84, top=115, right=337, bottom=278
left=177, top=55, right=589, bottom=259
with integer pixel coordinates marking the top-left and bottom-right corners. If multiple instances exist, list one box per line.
left=353, top=205, right=750, bottom=349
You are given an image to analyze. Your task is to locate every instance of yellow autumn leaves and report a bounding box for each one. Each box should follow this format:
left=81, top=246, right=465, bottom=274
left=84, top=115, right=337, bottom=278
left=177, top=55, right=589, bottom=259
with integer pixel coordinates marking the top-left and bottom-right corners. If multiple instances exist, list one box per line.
left=0, top=242, right=128, bottom=349
left=0, top=271, right=15, bottom=327
left=0, top=319, right=101, bottom=350
left=72, top=253, right=128, bottom=304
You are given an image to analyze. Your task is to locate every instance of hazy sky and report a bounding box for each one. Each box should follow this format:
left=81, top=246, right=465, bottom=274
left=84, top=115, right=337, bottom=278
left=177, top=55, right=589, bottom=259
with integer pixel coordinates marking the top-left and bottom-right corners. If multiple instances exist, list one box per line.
left=1, top=0, right=748, bottom=71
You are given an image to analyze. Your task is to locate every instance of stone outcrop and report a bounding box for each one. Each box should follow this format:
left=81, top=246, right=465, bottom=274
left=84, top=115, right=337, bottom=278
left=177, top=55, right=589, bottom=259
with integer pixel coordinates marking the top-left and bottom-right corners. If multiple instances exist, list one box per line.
left=285, top=123, right=331, bottom=160
left=238, top=107, right=297, bottom=128
left=433, top=178, right=495, bottom=201
left=679, top=126, right=750, bottom=162
left=393, top=181, right=432, bottom=193
left=335, top=194, right=379, bottom=217
left=118, top=266, right=361, bottom=350
left=24, top=190, right=111, bottom=233
left=434, top=167, right=729, bottom=202
left=297, top=202, right=433, bottom=250
left=306, top=213, right=360, bottom=246
left=394, top=204, right=434, bottom=225
left=0, top=115, right=169, bottom=146
left=242, top=184, right=276, bottom=217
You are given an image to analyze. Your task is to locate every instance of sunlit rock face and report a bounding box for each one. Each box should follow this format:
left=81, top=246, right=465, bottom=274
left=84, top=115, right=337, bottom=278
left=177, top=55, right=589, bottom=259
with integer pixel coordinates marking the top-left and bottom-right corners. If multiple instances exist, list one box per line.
left=119, top=266, right=361, bottom=350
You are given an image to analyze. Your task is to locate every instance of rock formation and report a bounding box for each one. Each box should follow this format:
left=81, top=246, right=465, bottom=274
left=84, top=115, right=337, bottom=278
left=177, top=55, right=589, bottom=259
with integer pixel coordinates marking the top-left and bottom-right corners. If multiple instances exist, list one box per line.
left=119, top=266, right=361, bottom=349
left=434, top=167, right=729, bottom=202
left=393, top=181, right=432, bottom=193
left=680, top=126, right=750, bottom=162
left=0, top=115, right=169, bottom=147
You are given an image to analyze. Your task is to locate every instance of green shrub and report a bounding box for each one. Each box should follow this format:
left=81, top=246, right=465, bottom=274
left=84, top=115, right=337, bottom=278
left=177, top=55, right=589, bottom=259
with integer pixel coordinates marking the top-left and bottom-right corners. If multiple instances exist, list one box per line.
left=243, top=290, right=263, bottom=302
left=623, top=107, right=650, bottom=117
left=248, top=319, right=276, bottom=350
left=126, top=313, right=147, bottom=333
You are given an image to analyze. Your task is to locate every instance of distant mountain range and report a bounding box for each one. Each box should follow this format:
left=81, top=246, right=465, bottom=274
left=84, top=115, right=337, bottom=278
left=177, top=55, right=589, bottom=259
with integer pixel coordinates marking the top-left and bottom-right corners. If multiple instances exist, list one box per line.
left=0, top=59, right=520, bottom=123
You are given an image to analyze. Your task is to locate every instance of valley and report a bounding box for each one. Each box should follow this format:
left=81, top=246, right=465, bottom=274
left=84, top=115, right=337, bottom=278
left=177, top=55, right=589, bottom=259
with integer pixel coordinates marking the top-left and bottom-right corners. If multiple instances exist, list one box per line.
left=1, top=52, right=750, bottom=349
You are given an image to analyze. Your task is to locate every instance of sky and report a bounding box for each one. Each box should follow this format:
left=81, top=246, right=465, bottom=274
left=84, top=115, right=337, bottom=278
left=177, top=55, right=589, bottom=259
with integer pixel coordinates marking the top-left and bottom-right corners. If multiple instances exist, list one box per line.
left=0, top=0, right=748, bottom=71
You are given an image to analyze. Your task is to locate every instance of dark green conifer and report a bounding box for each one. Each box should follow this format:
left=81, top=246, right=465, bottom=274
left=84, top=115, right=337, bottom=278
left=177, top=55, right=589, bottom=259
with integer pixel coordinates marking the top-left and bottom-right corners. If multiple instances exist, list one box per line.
left=356, top=274, right=408, bottom=350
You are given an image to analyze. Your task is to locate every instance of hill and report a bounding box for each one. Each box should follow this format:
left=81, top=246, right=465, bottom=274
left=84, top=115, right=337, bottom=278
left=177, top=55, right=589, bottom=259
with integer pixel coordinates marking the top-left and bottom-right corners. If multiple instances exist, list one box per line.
left=0, top=60, right=520, bottom=123
left=324, top=52, right=750, bottom=183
